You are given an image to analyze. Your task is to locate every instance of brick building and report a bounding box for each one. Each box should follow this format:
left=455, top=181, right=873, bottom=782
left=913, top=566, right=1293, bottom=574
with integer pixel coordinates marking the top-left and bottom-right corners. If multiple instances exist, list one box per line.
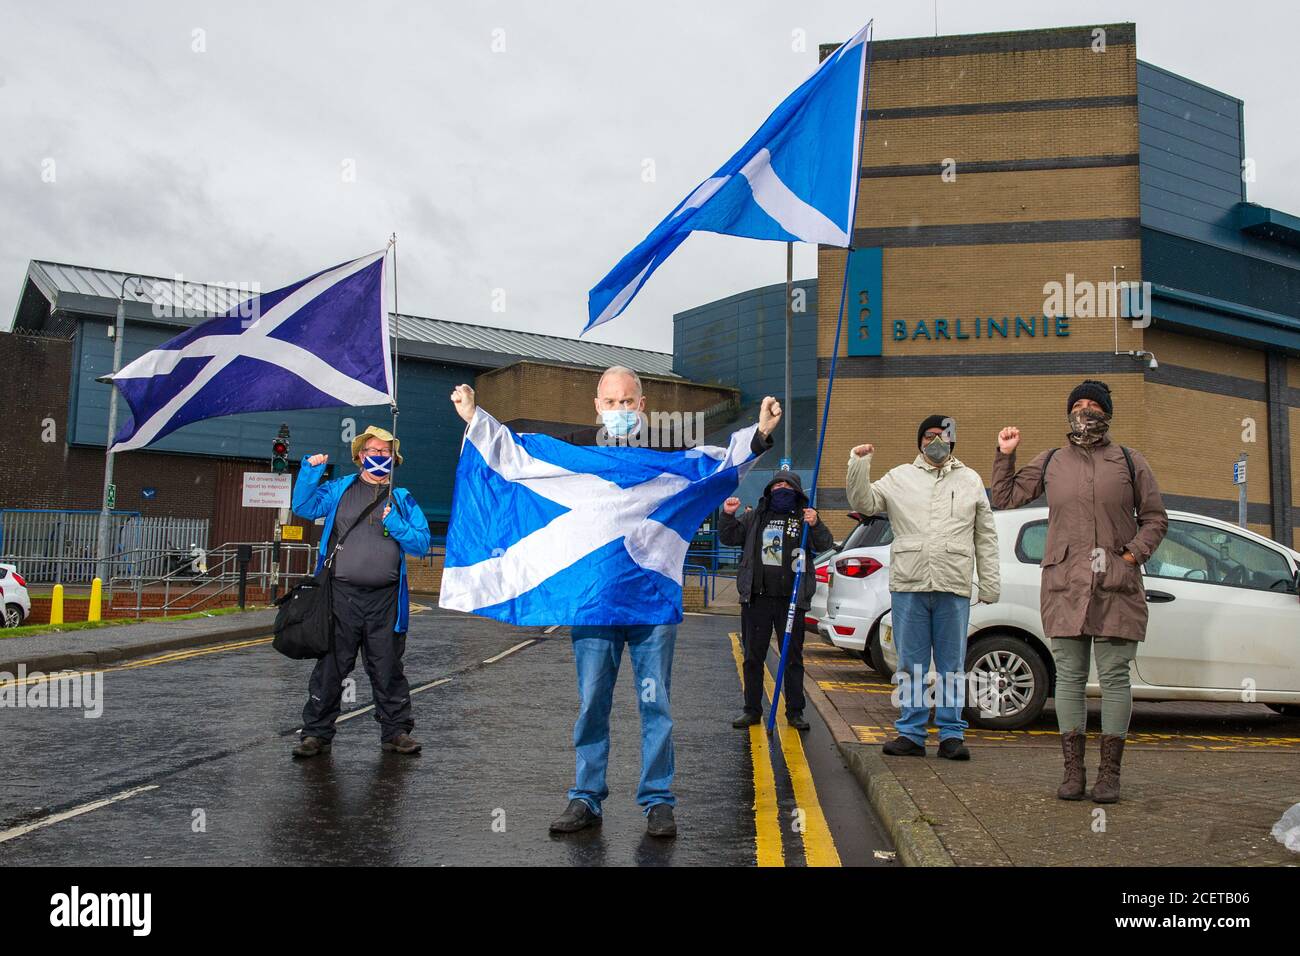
left=814, top=22, right=1300, bottom=548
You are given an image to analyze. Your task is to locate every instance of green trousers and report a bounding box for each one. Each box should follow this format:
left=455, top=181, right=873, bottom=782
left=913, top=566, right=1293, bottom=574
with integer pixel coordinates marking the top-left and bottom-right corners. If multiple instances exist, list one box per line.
left=1050, top=636, right=1138, bottom=737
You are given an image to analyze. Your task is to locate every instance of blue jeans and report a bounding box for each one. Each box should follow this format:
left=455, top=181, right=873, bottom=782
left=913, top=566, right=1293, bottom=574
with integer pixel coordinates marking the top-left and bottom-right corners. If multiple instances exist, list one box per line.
left=568, top=624, right=676, bottom=815
left=891, top=591, right=971, bottom=746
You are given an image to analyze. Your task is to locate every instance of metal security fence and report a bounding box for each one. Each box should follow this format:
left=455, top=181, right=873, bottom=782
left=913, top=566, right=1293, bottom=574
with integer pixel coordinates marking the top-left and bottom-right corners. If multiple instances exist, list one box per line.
left=0, top=509, right=210, bottom=584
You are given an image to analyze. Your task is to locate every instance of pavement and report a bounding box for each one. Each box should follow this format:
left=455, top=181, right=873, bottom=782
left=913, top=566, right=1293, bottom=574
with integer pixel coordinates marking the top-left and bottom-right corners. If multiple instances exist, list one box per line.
left=0, top=603, right=894, bottom=867
left=800, top=633, right=1300, bottom=866
left=0, top=609, right=279, bottom=674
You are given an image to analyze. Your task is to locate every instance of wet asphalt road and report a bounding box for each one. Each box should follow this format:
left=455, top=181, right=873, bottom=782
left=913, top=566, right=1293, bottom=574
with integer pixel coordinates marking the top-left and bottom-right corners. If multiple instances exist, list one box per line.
left=0, top=607, right=893, bottom=866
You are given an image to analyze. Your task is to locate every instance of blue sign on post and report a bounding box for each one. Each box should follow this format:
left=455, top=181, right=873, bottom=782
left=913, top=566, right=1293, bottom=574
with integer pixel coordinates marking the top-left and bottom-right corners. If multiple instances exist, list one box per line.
left=846, top=247, right=883, bottom=357
left=1233, top=460, right=1247, bottom=485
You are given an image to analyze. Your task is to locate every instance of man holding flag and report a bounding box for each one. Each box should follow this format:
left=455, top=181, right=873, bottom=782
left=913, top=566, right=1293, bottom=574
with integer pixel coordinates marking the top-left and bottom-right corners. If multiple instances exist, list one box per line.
left=444, top=372, right=781, bottom=838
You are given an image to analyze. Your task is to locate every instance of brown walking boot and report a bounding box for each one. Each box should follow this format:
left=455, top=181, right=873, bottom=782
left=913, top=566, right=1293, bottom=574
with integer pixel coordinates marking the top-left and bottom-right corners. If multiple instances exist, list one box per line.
left=1090, top=734, right=1126, bottom=804
left=1056, top=730, right=1087, bottom=800
left=292, top=736, right=331, bottom=759
left=381, top=733, right=422, bottom=755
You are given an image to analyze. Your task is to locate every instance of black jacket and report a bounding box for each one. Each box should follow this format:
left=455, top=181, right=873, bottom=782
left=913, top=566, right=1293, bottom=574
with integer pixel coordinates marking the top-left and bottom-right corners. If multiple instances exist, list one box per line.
left=718, top=470, right=833, bottom=609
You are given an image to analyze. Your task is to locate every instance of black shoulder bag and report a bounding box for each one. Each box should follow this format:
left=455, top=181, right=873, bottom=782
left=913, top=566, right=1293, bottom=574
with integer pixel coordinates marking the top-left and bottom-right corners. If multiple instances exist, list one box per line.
left=272, top=494, right=383, bottom=660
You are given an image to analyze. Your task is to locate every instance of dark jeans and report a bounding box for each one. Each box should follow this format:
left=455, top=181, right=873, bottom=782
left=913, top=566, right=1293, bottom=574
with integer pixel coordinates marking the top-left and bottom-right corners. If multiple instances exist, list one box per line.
left=741, top=594, right=805, bottom=717
left=302, top=580, right=413, bottom=743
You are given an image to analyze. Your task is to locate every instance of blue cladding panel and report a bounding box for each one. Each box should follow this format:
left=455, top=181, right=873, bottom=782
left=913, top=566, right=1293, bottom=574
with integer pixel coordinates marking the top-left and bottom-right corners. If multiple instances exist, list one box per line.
left=71, top=320, right=474, bottom=520
left=673, top=280, right=817, bottom=403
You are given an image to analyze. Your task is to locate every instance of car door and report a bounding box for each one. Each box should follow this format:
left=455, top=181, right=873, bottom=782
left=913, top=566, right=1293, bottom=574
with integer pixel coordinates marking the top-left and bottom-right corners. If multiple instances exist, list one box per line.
left=1137, top=518, right=1300, bottom=692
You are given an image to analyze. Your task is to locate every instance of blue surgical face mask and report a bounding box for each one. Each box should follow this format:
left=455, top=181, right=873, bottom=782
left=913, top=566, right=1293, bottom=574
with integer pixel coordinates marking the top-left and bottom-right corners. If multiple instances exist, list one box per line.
left=601, top=410, right=640, bottom=437
left=362, top=455, right=393, bottom=479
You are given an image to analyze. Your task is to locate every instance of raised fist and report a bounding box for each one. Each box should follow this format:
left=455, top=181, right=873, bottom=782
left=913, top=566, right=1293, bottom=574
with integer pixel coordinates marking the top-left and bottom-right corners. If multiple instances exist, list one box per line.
left=307, top=454, right=329, bottom=466
left=451, top=383, right=477, bottom=424
left=998, top=427, right=1021, bottom=454
left=851, top=443, right=874, bottom=458
left=758, top=396, right=782, bottom=437
left=723, top=497, right=741, bottom=515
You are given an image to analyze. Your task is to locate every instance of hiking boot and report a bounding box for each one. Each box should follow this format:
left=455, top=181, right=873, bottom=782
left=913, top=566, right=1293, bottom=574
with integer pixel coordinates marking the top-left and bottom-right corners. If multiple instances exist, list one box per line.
left=938, top=737, right=971, bottom=760
left=381, top=733, right=422, bottom=755
left=881, top=735, right=926, bottom=756
left=549, top=798, right=601, bottom=834
left=1057, top=730, right=1087, bottom=800
left=732, top=711, right=761, bottom=728
left=1090, top=734, right=1126, bottom=804
left=646, top=804, right=677, bottom=838
left=786, top=712, right=811, bottom=731
left=292, top=736, right=331, bottom=759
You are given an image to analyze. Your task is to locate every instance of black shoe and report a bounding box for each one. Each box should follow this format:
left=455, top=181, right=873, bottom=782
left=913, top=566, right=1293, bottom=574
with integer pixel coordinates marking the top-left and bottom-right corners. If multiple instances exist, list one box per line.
left=786, top=712, right=811, bottom=731
left=881, top=735, right=926, bottom=756
left=646, top=804, right=677, bottom=838
left=732, top=711, right=761, bottom=728
left=292, top=736, right=332, bottom=759
left=938, top=738, right=971, bottom=760
left=549, top=799, right=601, bottom=834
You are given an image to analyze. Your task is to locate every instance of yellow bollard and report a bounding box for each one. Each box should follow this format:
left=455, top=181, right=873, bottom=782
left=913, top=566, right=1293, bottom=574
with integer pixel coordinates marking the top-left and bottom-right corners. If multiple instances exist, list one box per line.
left=50, top=584, right=64, bottom=626
left=89, top=577, right=103, bottom=622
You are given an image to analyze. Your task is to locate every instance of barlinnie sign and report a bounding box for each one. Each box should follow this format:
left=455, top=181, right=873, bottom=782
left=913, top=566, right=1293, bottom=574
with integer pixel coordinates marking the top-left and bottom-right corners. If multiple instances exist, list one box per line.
left=893, top=315, right=1071, bottom=341
left=242, top=472, right=292, bottom=508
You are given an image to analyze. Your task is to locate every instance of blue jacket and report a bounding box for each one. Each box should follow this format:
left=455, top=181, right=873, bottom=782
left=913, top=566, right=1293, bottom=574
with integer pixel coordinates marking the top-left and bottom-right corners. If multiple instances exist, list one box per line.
left=292, top=456, right=432, bottom=633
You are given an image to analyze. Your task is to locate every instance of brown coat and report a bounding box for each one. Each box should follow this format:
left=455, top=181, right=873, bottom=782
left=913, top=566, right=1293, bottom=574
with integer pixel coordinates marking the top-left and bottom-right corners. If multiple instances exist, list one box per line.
left=989, top=437, right=1168, bottom=641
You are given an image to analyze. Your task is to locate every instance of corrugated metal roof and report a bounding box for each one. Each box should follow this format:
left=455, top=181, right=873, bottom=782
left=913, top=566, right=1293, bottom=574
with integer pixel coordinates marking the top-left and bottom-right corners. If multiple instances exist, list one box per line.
left=15, top=259, right=676, bottom=376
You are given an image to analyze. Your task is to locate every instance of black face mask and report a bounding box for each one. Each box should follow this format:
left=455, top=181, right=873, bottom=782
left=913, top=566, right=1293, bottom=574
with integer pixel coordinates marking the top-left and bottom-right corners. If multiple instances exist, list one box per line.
left=769, top=488, right=797, bottom=512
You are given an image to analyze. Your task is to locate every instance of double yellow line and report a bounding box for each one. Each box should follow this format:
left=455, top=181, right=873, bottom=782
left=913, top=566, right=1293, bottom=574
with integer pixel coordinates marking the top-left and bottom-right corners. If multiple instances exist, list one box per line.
left=728, top=632, right=840, bottom=867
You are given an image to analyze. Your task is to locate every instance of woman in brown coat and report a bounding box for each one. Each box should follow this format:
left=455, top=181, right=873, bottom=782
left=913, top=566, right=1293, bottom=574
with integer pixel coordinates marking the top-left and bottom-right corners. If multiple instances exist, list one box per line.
left=990, top=380, right=1167, bottom=803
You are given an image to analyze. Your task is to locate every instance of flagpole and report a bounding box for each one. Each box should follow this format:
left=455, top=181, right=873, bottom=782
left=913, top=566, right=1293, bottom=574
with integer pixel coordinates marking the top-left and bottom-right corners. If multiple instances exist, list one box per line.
left=387, top=233, right=400, bottom=505
left=767, top=22, right=874, bottom=735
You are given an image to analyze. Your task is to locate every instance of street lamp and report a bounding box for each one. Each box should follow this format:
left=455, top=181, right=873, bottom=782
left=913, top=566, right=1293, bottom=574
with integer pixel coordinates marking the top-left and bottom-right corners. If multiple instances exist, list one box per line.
left=95, top=273, right=148, bottom=586
left=1110, top=263, right=1158, bottom=371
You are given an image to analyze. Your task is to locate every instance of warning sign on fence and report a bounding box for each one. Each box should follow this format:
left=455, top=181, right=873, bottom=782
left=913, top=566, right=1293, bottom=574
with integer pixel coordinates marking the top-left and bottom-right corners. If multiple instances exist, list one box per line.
left=242, top=473, right=292, bottom=508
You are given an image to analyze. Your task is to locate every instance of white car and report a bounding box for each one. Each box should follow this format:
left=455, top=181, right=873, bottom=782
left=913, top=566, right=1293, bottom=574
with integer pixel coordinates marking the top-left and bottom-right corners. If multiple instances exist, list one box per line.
left=813, top=514, right=894, bottom=676
left=0, top=563, right=31, bottom=628
left=879, top=507, right=1300, bottom=728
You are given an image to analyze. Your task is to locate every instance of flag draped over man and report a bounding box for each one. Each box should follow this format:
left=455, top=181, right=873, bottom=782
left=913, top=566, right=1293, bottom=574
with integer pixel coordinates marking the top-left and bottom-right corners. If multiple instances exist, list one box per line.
left=107, top=250, right=392, bottom=452
left=585, top=21, right=871, bottom=333
left=439, top=409, right=765, bottom=626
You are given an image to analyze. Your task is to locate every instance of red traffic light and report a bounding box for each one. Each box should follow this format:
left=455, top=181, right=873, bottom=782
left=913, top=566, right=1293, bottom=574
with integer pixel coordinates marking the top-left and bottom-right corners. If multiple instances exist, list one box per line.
left=273, top=441, right=288, bottom=455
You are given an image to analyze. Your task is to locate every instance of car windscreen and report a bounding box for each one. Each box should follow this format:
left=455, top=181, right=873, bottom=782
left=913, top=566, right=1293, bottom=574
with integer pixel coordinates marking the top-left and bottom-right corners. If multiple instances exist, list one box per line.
left=842, top=515, right=893, bottom=551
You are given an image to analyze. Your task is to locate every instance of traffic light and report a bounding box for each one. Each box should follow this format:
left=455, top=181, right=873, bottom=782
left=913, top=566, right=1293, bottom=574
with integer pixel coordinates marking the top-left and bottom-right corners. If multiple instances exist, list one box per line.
left=272, top=424, right=290, bottom=473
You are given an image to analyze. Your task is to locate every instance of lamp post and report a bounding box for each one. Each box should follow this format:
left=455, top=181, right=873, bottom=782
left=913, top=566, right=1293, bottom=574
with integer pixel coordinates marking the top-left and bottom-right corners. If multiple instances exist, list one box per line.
left=95, top=274, right=146, bottom=586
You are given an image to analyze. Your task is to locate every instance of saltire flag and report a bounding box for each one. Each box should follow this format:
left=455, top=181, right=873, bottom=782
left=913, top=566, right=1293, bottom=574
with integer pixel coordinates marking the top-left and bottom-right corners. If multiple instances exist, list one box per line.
left=106, top=251, right=392, bottom=452
left=585, top=20, right=871, bottom=333
left=439, top=409, right=765, bottom=626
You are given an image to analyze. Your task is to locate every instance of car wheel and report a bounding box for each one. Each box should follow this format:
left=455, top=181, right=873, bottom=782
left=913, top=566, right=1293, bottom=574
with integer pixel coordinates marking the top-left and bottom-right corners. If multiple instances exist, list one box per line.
left=3, top=603, right=23, bottom=628
left=865, top=623, right=891, bottom=679
left=964, top=633, right=1049, bottom=729
left=1266, top=704, right=1300, bottom=718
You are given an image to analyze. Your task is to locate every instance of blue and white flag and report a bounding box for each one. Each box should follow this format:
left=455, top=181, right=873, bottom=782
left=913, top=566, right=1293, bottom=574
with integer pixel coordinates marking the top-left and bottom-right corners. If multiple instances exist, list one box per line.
left=107, top=251, right=391, bottom=452
left=440, top=409, right=764, bottom=626
left=585, top=21, right=872, bottom=333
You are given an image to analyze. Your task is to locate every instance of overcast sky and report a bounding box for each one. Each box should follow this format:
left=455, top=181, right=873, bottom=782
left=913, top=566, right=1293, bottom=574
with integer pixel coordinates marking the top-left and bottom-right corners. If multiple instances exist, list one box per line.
left=2, top=0, right=1297, bottom=353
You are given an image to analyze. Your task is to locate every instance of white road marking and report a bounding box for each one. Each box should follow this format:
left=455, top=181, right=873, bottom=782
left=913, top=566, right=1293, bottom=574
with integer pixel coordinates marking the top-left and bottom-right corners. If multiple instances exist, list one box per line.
left=0, top=784, right=159, bottom=845
left=543, top=625, right=560, bottom=634
left=483, top=640, right=535, bottom=664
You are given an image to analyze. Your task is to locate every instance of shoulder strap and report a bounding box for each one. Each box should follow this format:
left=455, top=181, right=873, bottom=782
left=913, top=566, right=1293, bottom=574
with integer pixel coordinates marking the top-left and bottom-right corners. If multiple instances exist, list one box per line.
left=1042, top=447, right=1059, bottom=485
left=325, top=494, right=384, bottom=566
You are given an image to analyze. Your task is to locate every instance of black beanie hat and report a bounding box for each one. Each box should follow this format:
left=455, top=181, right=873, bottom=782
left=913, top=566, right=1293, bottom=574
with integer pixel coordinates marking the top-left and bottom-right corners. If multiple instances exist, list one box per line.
left=917, top=414, right=953, bottom=450
left=1067, top=380, right=1113, bottom=417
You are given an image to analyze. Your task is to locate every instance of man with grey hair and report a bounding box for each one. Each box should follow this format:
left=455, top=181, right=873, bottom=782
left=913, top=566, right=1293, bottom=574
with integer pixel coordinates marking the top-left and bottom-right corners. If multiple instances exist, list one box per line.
left=451, top=366, right=781, bottom=838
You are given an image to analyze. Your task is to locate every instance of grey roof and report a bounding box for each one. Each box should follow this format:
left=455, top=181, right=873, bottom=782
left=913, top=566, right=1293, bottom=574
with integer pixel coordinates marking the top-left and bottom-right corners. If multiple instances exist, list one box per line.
left=10, top=259, right=676, bottom=377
